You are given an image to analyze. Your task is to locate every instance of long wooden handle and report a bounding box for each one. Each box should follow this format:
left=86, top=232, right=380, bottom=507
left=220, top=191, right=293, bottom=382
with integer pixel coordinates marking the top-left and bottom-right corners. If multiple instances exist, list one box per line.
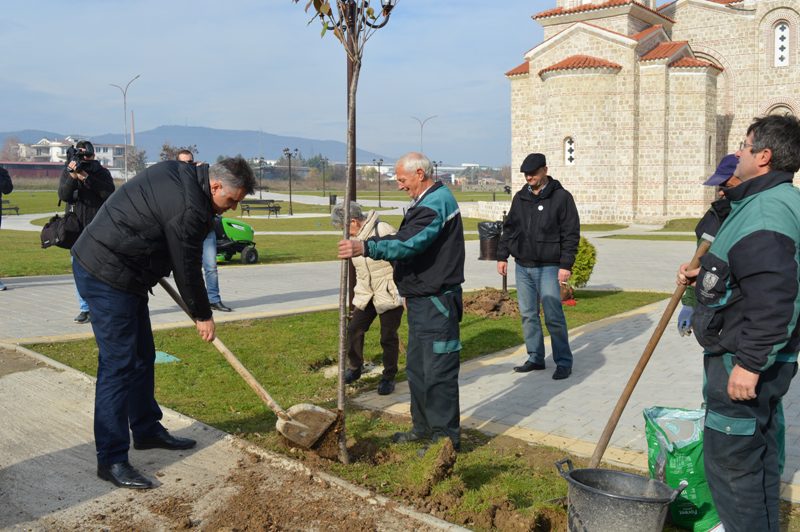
left=157, top=278, right=291, bottom=420
left=588, top=239, right=711, bottom=468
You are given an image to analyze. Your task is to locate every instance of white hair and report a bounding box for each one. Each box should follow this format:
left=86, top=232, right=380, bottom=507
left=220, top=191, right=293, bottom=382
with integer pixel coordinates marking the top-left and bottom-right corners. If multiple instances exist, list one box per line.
left=397, top=152, right=433, bottom=179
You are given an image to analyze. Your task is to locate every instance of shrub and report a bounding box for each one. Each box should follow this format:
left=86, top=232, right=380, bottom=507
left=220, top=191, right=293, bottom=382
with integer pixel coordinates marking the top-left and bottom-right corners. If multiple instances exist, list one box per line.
left=571, top=237, right=596, bottom=288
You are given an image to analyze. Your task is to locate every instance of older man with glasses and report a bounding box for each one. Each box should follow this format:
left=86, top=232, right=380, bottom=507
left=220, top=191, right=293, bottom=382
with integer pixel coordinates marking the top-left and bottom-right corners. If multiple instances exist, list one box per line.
left=678, top=114, right=800, bottom=532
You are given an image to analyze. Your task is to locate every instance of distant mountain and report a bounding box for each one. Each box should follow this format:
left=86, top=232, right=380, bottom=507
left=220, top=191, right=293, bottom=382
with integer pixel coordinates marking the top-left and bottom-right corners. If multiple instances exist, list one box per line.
left=0, top=125, right=393, bottom=164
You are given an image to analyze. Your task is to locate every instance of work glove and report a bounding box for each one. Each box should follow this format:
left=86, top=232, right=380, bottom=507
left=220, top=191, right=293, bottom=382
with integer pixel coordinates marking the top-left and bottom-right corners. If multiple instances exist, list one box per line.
left=677, top=305, right=694, bottom=337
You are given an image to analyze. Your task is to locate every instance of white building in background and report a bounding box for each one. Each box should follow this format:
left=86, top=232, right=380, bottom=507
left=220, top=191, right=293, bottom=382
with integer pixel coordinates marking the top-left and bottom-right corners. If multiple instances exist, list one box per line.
left=18, top=137, right=126, bottom=175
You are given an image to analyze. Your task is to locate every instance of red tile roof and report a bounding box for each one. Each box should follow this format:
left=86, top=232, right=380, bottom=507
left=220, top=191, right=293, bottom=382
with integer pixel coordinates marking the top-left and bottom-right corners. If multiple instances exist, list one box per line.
left=640, top=40, right=688, bottom=60
left=670, top=57, right=724, bottom=70
left=631, top=24, right=663, bottom=41
left=538, top=55, right=623, bottom=76
left=505, top=62, right=530, bottom=77
left=535, top=0, right=674, bottom=23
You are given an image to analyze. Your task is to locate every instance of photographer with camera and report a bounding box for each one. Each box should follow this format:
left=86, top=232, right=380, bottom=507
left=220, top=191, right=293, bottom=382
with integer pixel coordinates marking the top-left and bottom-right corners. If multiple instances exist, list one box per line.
left=58, top=140, right=115, bottom=323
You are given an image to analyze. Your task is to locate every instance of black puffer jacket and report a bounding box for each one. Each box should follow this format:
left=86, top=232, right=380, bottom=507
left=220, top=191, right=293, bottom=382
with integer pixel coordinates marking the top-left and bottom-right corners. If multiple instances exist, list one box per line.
left=496, top=178, right=580, bottom=270
left=72, top=161, right=214, bottom=320
left=58, top=160, right=115, bottom=228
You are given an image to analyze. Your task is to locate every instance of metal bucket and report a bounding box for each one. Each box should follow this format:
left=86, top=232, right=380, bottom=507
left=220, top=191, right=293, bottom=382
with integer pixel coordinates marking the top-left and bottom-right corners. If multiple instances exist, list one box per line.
left=556, top=458, right=686, bottom=532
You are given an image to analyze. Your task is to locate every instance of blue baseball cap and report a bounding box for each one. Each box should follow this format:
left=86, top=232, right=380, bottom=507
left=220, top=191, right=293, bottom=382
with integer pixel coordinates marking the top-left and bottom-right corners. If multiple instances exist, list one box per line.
left=703, top=154, right=738, bottom=186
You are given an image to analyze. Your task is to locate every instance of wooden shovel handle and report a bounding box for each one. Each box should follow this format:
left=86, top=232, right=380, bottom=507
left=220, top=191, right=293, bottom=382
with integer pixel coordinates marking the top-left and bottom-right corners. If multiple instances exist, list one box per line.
left=588, top=239, right=711, bottom=468
left=156, top=278, right=291, bottom=421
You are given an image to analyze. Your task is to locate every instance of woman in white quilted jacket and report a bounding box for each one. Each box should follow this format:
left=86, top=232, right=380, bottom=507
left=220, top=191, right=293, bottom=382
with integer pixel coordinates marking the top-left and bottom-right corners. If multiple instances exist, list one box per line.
left=333, top=201, right=403, bottom=395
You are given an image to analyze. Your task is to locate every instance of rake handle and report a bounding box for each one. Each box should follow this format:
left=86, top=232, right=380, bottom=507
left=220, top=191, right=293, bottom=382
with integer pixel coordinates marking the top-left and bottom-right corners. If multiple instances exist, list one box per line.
left=157, top=278, right=291, bottom=421
left=588, top=239, right=711, bottom=468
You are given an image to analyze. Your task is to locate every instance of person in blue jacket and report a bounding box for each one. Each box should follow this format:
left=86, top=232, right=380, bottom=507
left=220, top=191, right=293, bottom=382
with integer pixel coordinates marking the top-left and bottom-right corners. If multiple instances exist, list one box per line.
left=338, top=152, right=465, bottom=450
left=678, top=114, right=800, bottom=531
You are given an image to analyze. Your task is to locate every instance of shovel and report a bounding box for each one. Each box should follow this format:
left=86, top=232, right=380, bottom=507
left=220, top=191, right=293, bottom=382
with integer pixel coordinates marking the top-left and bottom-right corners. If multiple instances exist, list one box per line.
left=588, top=236, right=713, bottom=468
left=157, top=278, right=336, bottom=449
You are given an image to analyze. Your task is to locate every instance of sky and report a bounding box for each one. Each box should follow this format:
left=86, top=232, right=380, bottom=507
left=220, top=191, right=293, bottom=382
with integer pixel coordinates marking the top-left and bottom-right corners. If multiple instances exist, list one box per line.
left=0, top=1, right=551, bottom=166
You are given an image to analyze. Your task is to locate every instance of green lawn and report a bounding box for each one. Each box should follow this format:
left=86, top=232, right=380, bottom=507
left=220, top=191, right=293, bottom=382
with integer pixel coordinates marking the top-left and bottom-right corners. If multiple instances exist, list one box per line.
left=0, top=230, right=72, bottom=276
left=657, top=218, right=701, bottom=232
left=31, top=289, right=666, bottom=526
left=3, top=190, right=60, bottom=215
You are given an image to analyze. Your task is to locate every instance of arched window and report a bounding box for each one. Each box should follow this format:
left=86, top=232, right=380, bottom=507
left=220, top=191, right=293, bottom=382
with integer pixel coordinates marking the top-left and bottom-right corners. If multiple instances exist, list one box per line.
left=769, top=104, right=794, bottom=116
left=564, top=137, right=576, bottom=166
left=774, top=21, right=790, bottom=67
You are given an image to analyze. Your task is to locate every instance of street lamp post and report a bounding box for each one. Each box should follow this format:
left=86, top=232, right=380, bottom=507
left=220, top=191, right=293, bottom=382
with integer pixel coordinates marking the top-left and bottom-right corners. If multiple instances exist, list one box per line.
left=109, top=74, right=140, bottom=182
left=283, top=148, right=299, bottom=216
left=433, top=160, right=442, bottom=181
left=321, top=156, right=328, bottom=198
left=372, top=158, right=383, bottom=207
left=258, top=156, right=265, bottom=199
left=411, top=115, right=437, bottom=153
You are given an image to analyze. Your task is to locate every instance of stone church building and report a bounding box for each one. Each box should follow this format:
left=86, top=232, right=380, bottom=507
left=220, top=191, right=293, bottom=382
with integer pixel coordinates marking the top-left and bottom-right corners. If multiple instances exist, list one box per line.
left=501, top=0, right=799, bottom=223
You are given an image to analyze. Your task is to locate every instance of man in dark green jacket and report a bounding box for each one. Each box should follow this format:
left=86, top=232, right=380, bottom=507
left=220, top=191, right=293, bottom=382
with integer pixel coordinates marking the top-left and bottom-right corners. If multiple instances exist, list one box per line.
left=678, top=114, right=800, bottom=531
left=338, top=152, right=465, bottom=450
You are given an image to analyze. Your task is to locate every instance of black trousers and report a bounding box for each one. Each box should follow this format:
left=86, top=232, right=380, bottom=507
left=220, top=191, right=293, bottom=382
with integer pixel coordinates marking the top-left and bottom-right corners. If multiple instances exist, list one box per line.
left=346, top=301, right=403, bottom=380
left=405, top=289, right=462, bottom=447
left=703, top=354, right=797, bottom=532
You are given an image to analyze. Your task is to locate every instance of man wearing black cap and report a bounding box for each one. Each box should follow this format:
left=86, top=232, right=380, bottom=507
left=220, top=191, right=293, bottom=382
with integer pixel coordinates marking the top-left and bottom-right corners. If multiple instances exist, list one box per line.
left=497, top=153, right=580, bottom=380
left=677, top=154, right=741, bottom=337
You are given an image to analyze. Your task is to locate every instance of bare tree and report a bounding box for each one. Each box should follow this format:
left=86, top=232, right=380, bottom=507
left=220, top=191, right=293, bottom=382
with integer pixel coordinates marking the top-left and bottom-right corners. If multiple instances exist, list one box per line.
left=160, top=143, right=198, bottom=161
left=0, top=136, right=22, bottom=161
left=292, top=0, right=398, bottom=463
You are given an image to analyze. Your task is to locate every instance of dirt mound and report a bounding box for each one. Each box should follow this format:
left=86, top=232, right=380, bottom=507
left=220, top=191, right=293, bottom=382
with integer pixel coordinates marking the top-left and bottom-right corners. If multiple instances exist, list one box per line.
left=464, top=288, right=519, bottom=318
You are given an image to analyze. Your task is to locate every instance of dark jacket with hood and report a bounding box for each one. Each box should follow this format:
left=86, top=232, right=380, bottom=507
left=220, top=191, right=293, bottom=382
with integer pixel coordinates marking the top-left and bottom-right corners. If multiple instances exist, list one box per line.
left=58, top=160, right=115, bottom=228
left=691, top=169, right=800, bottom=372
left=72, top=161, right=214, bottom=320
left=363, top=181, right=465, bottom=298
left=496, top=178, right=580, bottom=270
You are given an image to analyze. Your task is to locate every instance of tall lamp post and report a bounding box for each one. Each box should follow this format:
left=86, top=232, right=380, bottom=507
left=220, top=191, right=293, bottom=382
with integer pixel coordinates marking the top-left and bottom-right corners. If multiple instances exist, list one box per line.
left=433, top=160, right=442, bottom=182
left=321, top=156, right=328, bottom=198
left=283, top=147, right=298, bottom=216
left=372, top=158, right=383, bottom=207
left=109, top=74, right=140, bottom=182
left=258, top=156, right=265, bottom=199
left=411, top=115, right=437, bottom=153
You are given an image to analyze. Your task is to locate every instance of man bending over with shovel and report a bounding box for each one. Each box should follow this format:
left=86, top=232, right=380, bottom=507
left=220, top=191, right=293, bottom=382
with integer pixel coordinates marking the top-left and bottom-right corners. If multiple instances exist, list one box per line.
left=72, top=157, right=255, bottom=489
left=338, top=152, right=465, bottom=450
left=678, top=114, right=800, bottom=531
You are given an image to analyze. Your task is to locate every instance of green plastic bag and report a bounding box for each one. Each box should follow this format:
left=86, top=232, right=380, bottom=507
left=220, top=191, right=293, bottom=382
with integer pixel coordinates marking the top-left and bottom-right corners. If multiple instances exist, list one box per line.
left=644, top=406, right=720, bottom=532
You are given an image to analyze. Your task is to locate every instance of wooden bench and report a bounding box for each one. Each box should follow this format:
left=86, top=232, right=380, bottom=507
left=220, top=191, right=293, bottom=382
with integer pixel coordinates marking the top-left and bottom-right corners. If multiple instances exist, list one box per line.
left=240, top=199, right=281, bottom=218
left=2, top=199, right=19, bottom=215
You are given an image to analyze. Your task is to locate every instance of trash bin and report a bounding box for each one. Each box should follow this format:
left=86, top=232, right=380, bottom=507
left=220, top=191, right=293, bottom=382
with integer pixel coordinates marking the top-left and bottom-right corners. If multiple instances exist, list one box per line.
left=477, top=221, right=503, bottom=260
left=329, top=194, right=337, bottom=206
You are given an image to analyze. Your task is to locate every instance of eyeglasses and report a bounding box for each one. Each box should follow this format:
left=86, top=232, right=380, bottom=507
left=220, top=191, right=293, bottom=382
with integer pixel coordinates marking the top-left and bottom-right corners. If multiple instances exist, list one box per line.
left=738, top=141, right=754, bottom=151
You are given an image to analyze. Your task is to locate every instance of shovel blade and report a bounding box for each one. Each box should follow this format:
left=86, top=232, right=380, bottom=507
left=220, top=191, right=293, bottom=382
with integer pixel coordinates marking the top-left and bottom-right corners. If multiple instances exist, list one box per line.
left=275, top=403, right=337, bottom=448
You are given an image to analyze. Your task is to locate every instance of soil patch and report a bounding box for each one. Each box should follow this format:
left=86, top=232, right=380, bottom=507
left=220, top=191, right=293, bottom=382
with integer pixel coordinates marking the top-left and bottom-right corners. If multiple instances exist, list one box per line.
left=0, top=347, right=50, bottom=376
left=463, top=288, right=518, bottom=318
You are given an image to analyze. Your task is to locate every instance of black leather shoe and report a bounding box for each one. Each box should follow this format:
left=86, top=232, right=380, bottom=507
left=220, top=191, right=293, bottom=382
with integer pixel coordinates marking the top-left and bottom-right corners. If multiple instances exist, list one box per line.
left=552, top=366, right=572, bottom=380
left=377, top=378, right=395, bottom=395
left=392, top=431, right=430, bottom=444
left=133, top=430, right=196, bottom=451
left=344, top=367, right=362, bottom=384
left=97, top=461, right=154, bottom=489
left=210, top=301, right=233, bottom=312
left=74, top=311, right=91, bottom=324
left=513, top=360, right=545, bottom=373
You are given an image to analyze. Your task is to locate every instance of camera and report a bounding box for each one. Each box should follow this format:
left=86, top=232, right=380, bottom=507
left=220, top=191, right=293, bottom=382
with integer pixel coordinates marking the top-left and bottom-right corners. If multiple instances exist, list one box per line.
left=65, top=141, right=95, bottom=173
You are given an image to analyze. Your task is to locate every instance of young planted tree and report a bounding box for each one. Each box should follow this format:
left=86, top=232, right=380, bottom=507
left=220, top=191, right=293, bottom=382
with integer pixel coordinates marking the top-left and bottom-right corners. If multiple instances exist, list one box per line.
left=292, top=0, right=399, bottom=463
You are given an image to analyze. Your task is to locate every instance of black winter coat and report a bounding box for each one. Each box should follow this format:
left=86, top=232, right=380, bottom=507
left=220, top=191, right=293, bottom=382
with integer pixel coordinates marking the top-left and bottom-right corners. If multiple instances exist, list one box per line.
left=0, top=166, right=12, bottom=228
left=58, top=160, right=115, bottom=228
left=496, top=178, right=580, bottom=270
left=72, top=161, right=215, bottom=320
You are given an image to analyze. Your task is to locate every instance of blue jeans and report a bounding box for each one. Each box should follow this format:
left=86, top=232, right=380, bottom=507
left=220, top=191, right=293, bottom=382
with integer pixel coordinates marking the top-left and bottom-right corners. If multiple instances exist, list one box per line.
left=71, top=256, right=89, bottom=312
left=73, top=259, right=164, bottom=465
left=203, top=231, right=220, bottom=304
left=515, top=263, right=573, bottom=368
